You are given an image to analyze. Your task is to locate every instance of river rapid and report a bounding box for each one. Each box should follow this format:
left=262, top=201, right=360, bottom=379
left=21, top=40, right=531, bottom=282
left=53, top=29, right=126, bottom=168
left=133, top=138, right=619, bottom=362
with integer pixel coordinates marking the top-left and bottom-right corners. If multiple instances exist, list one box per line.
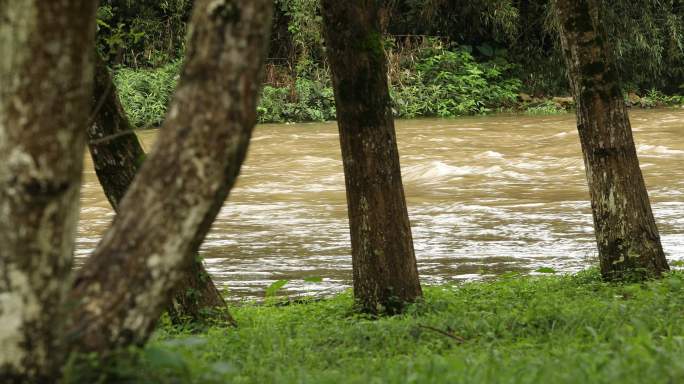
left=76, top=109, right=684, bottom=299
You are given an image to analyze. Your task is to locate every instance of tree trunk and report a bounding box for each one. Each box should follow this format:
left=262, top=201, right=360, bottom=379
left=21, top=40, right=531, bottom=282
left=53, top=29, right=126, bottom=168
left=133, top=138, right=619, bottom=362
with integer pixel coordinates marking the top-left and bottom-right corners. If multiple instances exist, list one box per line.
left=321, top=0, right=422, bottom=314
left=0, top=1, right=97, bottom=381
left=166, top=255, right=235, bottom=325
left=554, top=0, right=669, bottom=279
left=89, top=54, right=147, bottom=210
left=89, top=54, right=235, bottom=325
left=68, top=0, right=272, bottom=354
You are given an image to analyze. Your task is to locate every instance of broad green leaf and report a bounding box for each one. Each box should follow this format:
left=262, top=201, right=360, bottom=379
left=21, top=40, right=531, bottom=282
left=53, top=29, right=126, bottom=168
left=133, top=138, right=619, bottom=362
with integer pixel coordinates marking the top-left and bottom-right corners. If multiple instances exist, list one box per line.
left=265, top=279, right=289, bottom=298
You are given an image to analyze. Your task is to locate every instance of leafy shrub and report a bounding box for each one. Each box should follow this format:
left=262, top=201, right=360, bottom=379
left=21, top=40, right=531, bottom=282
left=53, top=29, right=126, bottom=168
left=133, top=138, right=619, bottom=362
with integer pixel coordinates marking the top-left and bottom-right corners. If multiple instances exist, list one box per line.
left=640, top=89, right=684, bottom=107
left=525, top=100, right=568, bottom=115
left=257, top=78, right=336, bottom=124
left=257, top=86, right=291, bottom=123
left=391, top=44, right=521, bottom=118
left=97, top=1, right=192, bottom=67
left=114, top=61, right=180, bottom=128
left=290, top=78, right=336, bottom=122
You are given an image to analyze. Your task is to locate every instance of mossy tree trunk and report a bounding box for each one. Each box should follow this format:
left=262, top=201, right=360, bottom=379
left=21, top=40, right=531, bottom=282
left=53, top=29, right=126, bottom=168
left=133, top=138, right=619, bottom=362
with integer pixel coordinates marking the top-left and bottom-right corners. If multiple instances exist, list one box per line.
left=554, top=0, right=669, bottom=279
left=0, top=1, right=97, bottom=381
left=90, top=54, right=235, bottom=325
left=321, top=0, right=422, bottom=314
left=68, top=0, right=272, bottom=354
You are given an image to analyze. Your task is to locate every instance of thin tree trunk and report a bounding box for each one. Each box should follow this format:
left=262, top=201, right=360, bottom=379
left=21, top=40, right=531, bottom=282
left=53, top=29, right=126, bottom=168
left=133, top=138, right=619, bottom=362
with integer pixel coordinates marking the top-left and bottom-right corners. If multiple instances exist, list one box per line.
left=68, top=0, right=272, bottom=354
left=321, top=0, right=422, bottom=314
left=554, top=0, right=669, bottom=279
left=0, top=1, right=97, bottom=381
left=90, top=54, right=147, bottom=210
left=89, top=54, right=235, bottom=325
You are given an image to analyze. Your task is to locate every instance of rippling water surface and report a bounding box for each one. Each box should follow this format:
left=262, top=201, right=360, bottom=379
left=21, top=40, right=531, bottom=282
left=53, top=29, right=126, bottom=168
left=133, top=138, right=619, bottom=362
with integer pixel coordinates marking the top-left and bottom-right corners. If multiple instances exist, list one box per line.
left=77, top=109, right=684, bottom=299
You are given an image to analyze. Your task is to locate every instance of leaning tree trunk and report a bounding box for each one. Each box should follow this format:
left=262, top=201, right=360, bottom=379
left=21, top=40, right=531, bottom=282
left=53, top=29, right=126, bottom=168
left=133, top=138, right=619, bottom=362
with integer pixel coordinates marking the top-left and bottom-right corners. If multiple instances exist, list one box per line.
left=321, top=0, right=422, bottom=314
left=0, top=1, right=97, bottom=381
left=554, top=0, right=669, bottom=279
left=89, top=54, right=147, bottom=211
left=89, top=54, right=235, bottom=325
left=67, top=0, right=272, bottom=354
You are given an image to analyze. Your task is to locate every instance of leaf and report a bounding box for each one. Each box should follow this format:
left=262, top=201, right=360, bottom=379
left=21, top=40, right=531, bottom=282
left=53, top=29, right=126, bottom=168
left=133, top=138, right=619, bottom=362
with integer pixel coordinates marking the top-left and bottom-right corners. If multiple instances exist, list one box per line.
left=265, top=279, right=289, bottom=298
left=303, top=277, right=323, bottom=283
left=535, top=267, right=557, bottom=274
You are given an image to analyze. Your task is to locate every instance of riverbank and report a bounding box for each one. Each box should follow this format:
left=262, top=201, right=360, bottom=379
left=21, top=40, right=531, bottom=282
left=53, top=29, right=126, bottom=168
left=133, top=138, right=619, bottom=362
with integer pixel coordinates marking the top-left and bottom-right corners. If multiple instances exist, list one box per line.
left=111, top=49, right=684, bottom=129
left=66, top=269, right=684, bottom=383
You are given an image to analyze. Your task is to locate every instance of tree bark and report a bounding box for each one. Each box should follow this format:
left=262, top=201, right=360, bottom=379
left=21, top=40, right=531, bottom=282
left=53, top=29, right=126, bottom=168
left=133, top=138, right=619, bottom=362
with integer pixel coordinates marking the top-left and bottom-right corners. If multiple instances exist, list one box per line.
left=166, top=255, right=235, bottom=325
left=0, top=1, right=97, bottom=381
left=89, top=54, right=235, bottom=325
left=68, top=0, right=272, bottom=354
left=89, top=54, right=147, bottom=211
left=554, top=0, right=669, bottom=279
left=321, top=0, right=422, bottom=314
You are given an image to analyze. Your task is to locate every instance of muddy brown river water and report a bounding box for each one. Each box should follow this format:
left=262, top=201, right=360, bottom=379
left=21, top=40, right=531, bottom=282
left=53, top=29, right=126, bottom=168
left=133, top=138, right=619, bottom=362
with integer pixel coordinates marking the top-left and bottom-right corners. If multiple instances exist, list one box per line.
left=76, top=109, right=684, bottom=299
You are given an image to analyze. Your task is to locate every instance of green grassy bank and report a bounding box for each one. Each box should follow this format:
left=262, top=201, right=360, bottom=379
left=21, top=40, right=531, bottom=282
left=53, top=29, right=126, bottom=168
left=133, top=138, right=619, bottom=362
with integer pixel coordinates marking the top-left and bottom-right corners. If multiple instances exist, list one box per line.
left=66, top=269, right=684, bottom=383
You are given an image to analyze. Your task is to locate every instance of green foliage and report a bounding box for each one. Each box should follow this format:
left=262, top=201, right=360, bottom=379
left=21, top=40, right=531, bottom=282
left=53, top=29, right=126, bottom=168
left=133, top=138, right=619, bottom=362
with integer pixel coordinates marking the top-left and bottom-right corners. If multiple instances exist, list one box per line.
left=256, top=87, right=291, bottom=123
left=112, top=54, right=679, bottom=127
left=99, top=0, right=684, bottom=97
left=391, top=42, right=521, bottom=117
left=265, top=280, right=289, bottom=298
left=386, top=0, right=684, bottom=95
left=390, top=0, right=520, bottom=44
left=116, top=44, right=522, bottom=126
left=113, top=61, right=180, bottom=128
left=524, top=100, right=568, bottom=115
left=65, top=271, right=684, bottom=383
left=113, top=62, right=335, bottom=126
left=97, top=0, right=192, bottom=67
left=103, top=0, right=684, bottom=124
left=640, top=89, right=684, bottom=108
left=275, top=0, right=325, bottom=76
left=601, top=0, right=684, bottom=92
left=265, top=277, right=325, bottom=302
left=257, top=78, right=336, bottom=123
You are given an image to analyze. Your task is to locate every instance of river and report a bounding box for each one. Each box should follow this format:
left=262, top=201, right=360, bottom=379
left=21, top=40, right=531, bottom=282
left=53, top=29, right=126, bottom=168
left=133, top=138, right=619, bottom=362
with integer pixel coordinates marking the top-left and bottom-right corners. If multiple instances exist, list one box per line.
left=76, top=109, right=684, bottom=300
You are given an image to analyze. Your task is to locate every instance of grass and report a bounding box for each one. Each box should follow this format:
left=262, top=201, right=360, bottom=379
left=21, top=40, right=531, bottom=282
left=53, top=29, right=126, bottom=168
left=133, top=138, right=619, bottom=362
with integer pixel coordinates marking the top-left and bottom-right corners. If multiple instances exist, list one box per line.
left=65, top=269, right=684, bottom=383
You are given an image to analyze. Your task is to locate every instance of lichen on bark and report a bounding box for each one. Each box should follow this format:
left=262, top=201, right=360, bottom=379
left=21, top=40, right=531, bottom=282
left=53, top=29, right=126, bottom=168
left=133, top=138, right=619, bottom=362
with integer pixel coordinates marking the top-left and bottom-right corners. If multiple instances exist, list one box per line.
left=89, top=53, right=234, bottom=325
left=68, top=0, right=273, bottom=354
left=0, top=0, right=97, bottom=381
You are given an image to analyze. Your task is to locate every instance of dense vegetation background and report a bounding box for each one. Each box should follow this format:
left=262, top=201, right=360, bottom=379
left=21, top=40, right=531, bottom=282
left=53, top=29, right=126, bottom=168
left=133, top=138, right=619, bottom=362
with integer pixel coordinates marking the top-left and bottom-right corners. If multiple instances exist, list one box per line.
left=98, top=0, right=684, bottom=127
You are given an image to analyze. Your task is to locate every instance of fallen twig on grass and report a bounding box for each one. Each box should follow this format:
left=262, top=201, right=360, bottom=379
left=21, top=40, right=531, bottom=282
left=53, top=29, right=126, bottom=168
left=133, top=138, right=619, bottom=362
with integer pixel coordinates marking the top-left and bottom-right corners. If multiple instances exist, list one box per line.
left=417, top=324, right=466, bottom=344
